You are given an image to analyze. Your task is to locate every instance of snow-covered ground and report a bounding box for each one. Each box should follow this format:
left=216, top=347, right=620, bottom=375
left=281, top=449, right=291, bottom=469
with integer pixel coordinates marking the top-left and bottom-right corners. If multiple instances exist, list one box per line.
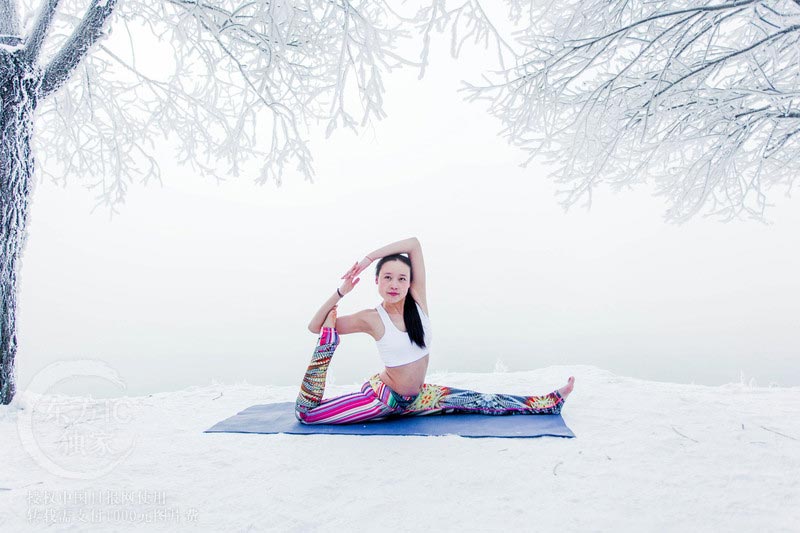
left=1, top=365, right=798, bottom=532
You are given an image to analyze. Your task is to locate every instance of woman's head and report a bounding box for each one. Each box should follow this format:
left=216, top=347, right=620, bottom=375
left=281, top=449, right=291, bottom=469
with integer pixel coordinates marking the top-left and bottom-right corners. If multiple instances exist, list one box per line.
left=375, top=254, right=412, bottom=302
left=374, top=253, right=426, bottom=349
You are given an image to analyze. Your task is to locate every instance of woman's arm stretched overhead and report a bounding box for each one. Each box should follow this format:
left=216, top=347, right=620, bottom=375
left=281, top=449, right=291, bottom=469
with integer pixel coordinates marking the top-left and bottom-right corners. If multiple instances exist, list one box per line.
left=404, top=239, right=427, bottom=310
left=363, top=237, right=419, bottom=262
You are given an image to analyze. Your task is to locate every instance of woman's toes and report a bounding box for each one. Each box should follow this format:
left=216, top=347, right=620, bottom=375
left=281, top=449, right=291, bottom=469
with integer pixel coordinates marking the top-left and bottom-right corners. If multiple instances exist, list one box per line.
left=558, top=376, right=575, bottom=400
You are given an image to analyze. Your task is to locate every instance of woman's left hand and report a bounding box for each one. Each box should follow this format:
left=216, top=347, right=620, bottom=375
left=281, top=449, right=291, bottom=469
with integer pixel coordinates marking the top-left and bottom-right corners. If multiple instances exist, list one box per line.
left=339, top=262, right=360, bottom=295
left=354, top=256, right=373, bottom=277
left=342, top=256, right=373, bottom=280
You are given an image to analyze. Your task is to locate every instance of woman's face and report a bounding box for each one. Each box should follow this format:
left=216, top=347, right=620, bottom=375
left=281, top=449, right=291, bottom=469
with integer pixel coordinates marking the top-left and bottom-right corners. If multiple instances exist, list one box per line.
left=376, top=261, right=411, bottom=303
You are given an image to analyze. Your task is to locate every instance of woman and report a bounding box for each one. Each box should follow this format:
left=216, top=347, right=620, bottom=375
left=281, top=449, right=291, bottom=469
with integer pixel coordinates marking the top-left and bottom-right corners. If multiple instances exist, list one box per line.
left=295, top=237, right=575, bottom=424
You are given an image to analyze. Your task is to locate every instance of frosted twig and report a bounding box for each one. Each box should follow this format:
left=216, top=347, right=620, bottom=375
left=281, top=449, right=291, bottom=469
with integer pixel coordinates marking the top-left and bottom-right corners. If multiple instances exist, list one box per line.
left=14, top=0, right=511, bottom=214
left=759, top=425, right=798, bottom=441
left=461, top=0, right=800, bottom=223
left=671, top=426, right=699, bottom=443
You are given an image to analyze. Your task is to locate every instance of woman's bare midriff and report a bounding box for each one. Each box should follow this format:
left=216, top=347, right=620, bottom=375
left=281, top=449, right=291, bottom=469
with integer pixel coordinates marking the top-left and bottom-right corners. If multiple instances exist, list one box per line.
left=367, top=307, right=429, bottom=396
left=380, top=355, right=429, bottom=396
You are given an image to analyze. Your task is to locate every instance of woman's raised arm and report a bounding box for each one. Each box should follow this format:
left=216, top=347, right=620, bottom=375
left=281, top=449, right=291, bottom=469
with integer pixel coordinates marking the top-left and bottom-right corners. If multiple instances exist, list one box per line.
left=307, top=261, right=362, bottom=333
left=307, top=290, right=342, bottom=333
left=364, top=237, right=419, bottom=263
left=342, top=237, right=420, bottom=279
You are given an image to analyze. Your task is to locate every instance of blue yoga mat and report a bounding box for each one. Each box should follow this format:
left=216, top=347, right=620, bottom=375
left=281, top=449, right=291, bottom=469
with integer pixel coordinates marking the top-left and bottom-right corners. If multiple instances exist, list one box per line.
left=205, top=402, right=575, bottom=438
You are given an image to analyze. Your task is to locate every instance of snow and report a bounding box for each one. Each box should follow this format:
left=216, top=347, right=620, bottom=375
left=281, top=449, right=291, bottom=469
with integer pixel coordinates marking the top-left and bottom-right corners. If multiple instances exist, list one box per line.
left=0, top=42, right=23, bottom=53
left=1, top=365, right=798, bottom=531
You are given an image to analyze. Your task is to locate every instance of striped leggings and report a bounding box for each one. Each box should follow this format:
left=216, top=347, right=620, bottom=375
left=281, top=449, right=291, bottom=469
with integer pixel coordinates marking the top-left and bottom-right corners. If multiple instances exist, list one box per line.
left=295, top=327, right=565, bottom=425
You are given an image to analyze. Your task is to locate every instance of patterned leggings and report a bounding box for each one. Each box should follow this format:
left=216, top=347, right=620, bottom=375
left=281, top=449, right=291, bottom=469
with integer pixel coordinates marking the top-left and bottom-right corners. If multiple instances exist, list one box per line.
left=295, top=327, right=565, bottom=425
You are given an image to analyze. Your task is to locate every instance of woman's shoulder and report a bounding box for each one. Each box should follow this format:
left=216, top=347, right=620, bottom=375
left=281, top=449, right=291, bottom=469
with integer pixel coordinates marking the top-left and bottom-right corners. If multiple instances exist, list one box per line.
left=334, top=308, right=380, bottom=338
left=360, top=308, right=382, bottom=340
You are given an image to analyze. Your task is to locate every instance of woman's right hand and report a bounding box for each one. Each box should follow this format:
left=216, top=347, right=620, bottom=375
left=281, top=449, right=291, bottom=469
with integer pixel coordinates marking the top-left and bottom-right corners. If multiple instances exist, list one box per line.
left=339, top=261, right=362, bottom=296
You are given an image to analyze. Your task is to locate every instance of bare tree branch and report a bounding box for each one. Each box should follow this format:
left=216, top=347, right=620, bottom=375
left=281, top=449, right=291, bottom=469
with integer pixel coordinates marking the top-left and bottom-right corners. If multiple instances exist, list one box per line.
left=22, top=0, right=62, bottom=64
left=39, top=0, right=118, bottom=99
left=17, top=0, right=516, bottom=213
left=0, top=0, right=20, bottom=38
left=461, top=0, right=800, bottom=223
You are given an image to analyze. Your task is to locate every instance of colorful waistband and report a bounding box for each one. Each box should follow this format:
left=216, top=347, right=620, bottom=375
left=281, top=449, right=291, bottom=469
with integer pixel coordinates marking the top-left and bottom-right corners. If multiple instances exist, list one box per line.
left=368, top=373, right=418, bottom=410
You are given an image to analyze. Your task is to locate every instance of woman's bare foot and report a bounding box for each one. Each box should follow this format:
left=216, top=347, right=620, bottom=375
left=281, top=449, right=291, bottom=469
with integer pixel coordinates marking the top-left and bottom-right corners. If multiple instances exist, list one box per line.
left=323, top=306, right=337, bottom=328
left=557, top=376, right=575, bottom=400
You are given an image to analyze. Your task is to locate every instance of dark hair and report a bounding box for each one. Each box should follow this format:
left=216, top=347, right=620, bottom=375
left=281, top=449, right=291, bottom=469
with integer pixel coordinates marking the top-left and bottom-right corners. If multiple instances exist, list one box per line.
left=375, top=254, right=426, bottom=349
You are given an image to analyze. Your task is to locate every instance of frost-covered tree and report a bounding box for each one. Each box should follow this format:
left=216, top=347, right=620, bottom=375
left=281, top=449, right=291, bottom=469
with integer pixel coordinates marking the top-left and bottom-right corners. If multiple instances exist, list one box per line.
left=463, top=0, right=800, bottom=223
left=0, top=0, right=510, bottom=404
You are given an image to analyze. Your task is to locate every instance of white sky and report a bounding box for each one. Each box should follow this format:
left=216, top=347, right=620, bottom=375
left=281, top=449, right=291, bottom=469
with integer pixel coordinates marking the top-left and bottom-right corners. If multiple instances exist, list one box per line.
left=15, top=20, right=800, bottom=398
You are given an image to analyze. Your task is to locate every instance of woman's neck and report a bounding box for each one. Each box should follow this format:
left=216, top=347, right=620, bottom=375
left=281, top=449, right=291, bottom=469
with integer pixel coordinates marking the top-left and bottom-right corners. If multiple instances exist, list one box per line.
left=382, top=300, right=404, bottom=315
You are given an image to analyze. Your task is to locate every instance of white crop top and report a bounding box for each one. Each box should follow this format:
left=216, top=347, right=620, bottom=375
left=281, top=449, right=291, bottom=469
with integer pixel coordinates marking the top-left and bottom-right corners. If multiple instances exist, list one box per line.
left=375, top=301, right=432, bottom=367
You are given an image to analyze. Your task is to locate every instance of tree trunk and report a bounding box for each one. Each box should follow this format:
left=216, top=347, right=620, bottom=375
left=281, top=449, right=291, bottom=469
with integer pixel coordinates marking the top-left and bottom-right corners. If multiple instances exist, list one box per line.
left=0, top=0, right=118, bottom=404
left=0, top=49, right=36, bottom=405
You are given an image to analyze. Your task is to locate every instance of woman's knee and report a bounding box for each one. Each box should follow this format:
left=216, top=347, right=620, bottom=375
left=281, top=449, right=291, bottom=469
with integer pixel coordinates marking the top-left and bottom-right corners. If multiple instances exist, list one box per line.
left=295, top=403, right=329, bottom=424
left=296, top=409, right=318, bottom=425
left=295, top=403, right=311, bottom=424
